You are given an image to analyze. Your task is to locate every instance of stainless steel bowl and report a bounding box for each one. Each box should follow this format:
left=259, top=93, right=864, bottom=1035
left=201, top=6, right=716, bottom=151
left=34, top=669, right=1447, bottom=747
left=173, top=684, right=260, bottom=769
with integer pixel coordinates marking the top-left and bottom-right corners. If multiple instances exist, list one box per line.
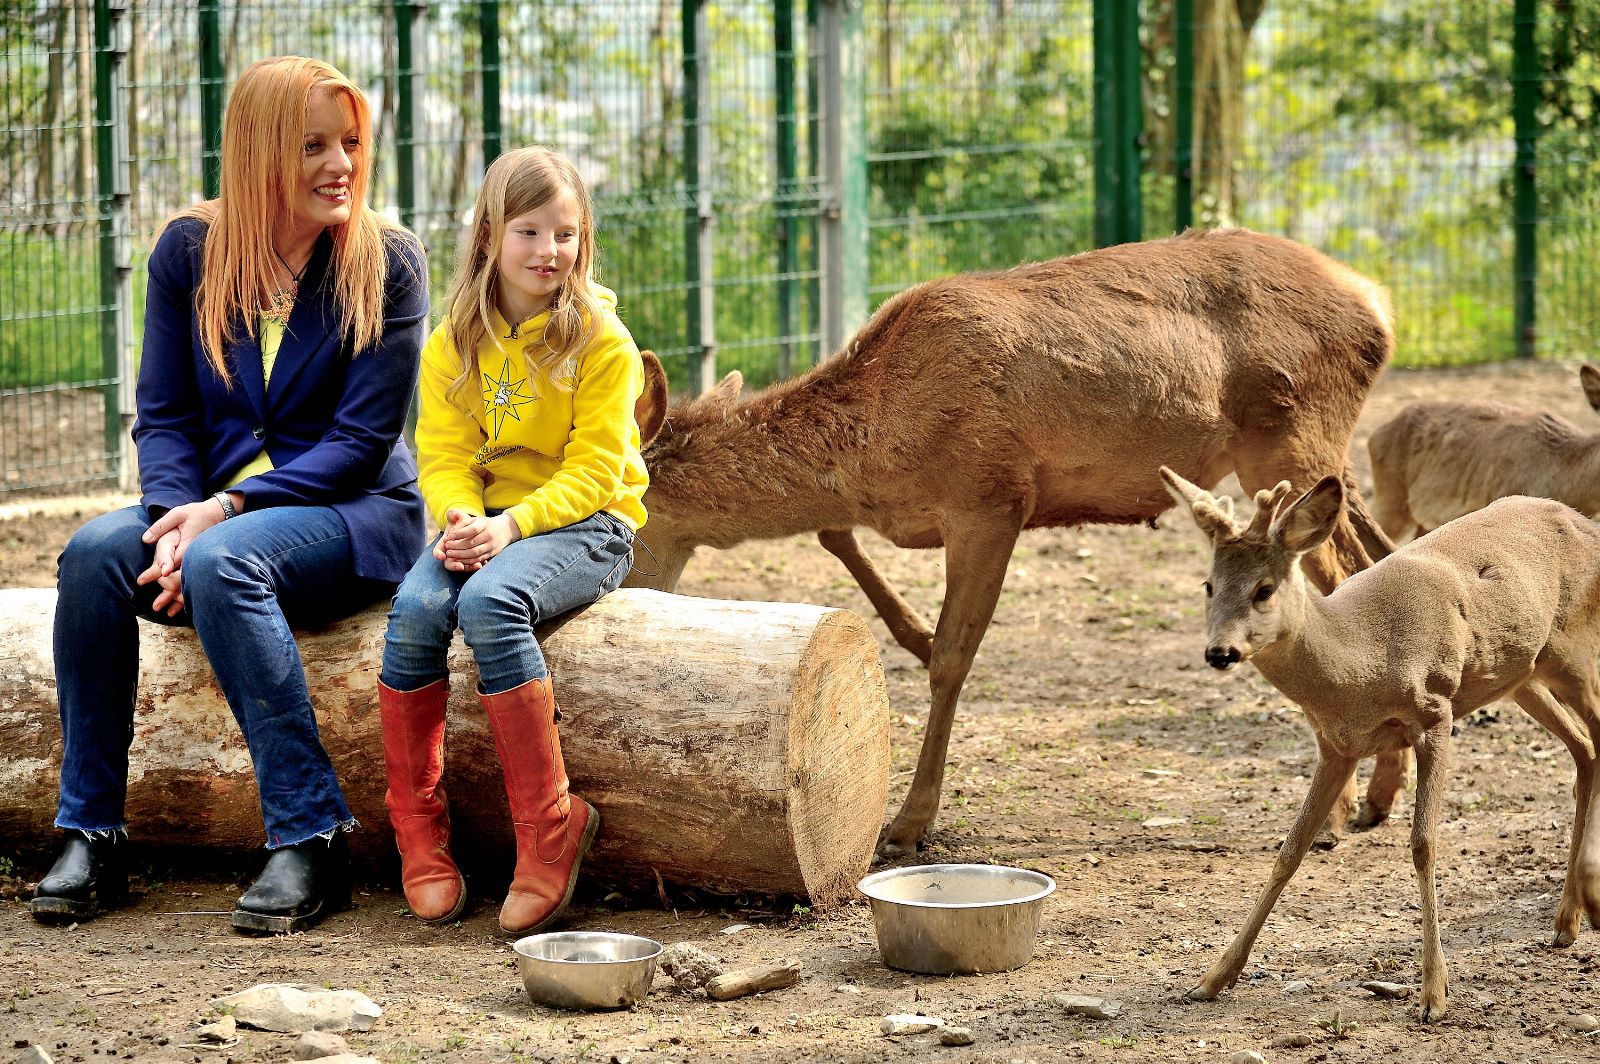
left=513, top=931, right=664, bottom=1010
left=858, top=864, right=1056, bottom=975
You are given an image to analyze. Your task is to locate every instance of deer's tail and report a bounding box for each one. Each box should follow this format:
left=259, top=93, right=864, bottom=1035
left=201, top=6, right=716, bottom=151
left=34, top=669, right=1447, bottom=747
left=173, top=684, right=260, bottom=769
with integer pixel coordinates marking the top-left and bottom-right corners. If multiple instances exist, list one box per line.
left=1343, top=461, right=1397, bottom=564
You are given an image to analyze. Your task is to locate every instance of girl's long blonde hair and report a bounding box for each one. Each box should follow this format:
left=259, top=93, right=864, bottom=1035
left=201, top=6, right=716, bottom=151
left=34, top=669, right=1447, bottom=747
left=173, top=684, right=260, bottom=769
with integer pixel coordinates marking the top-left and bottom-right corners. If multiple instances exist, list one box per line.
left=175, top=56, right=402, bottom=382
left=443, top=146, right=602, bottom=403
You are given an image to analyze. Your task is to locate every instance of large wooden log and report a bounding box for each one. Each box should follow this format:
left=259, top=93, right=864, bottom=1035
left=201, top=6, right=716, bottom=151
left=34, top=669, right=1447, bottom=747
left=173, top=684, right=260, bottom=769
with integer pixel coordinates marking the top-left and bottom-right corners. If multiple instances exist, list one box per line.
left=0, top=587, right=889, bottom=907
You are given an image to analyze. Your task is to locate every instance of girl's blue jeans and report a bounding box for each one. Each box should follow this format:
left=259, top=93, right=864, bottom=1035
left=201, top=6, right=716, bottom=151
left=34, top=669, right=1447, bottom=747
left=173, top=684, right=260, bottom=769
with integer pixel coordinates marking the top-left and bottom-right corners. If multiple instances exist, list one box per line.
left=380, top=511, right=635, bottom=695
left=53, top=504, right=394, bottom=848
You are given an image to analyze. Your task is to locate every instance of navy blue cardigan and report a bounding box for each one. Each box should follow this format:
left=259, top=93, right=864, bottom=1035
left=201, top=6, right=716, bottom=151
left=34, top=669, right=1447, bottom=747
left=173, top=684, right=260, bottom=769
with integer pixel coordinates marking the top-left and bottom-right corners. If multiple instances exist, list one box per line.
left=132, top=216, right=428, bottom=584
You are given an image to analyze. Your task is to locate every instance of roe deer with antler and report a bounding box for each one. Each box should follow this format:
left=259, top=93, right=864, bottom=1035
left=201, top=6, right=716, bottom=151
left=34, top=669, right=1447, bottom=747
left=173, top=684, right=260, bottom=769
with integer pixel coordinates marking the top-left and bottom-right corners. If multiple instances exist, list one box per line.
left=1370, top=364, right=1600, bottom=542
left=630, top=228, right=1401, bottom=854
left=1162, top=468, right=1600, bottom=1022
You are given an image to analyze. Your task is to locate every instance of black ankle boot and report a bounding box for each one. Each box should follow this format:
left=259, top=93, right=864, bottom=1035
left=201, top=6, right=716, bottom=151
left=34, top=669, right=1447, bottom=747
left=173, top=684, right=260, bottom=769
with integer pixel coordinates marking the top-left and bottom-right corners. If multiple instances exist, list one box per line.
left=31, top=830, right=130, bottom=923
left=231, top=831, right=352, bottom=935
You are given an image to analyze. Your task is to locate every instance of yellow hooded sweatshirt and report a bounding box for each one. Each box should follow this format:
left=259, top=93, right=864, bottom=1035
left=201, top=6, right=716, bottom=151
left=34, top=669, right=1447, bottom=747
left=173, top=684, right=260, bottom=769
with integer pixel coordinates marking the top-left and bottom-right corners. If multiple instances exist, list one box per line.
left=415, top=285, right=648, bottom=539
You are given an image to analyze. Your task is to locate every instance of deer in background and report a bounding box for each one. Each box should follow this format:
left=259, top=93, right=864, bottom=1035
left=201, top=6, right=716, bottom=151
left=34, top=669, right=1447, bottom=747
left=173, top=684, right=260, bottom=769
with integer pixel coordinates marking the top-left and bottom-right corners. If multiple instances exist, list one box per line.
left=1162, top=468, right=1600, bottom=1023
left=1370, top=364, right=1600, bottom=543
left=630, top=227, right=1402, bottom=855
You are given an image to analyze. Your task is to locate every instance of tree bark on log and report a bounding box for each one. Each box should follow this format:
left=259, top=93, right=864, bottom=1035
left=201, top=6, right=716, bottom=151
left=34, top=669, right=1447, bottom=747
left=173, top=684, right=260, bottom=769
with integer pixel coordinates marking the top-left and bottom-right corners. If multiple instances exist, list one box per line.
left=0, top=587, right=890, bottom=908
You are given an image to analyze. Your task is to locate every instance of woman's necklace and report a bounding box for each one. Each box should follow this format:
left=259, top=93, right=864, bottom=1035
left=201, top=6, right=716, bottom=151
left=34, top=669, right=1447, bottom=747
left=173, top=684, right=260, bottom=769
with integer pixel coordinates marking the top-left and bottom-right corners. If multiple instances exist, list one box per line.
left=265, top=247, right=308, bottom=327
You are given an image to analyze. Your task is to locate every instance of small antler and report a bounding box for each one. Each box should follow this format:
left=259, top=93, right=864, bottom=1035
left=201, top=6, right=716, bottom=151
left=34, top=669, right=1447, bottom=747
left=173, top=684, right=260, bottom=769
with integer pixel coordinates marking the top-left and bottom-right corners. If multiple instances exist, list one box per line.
left=1244, top=481, right=1294, bottom=539
left=1159, top=466, right=1242, bottom=541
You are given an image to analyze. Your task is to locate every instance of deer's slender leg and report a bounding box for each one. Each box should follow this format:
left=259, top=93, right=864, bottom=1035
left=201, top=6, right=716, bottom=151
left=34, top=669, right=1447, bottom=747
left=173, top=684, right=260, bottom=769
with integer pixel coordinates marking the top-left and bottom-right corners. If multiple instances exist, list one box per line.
left=879, top=514, right=1021, bottom=856
left=1352, top=747, right=1411, bottom=830
left=817, top=528, right=934, bottom=666
left=1187, top=748, right=1359, bottom=1002
left=1543, top=666, right=1600, bottom=934
left=1511, top=682, right=1594, bottom=946
left=1409, top=718, right=1454, bottom=1023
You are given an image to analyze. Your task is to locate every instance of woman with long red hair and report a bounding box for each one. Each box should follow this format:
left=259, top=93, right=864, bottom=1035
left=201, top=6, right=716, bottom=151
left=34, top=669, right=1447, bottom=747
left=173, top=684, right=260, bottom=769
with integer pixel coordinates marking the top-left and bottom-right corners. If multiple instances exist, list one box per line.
left=30, top=56, right=428, bottom=935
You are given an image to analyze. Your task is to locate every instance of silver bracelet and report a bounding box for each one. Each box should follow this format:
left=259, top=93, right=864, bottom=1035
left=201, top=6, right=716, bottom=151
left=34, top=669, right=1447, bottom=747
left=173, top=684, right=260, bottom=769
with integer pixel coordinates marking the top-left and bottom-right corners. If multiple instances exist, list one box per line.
left=211, top=491, right=237, bottom=520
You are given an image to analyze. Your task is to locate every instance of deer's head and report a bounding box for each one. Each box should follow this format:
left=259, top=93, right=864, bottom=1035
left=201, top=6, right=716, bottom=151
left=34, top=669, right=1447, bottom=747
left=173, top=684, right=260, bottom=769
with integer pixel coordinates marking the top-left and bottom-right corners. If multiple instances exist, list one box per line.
left=1160, top=467, right=1344, bottom=670
left=624, top=354, right=743, bottom=592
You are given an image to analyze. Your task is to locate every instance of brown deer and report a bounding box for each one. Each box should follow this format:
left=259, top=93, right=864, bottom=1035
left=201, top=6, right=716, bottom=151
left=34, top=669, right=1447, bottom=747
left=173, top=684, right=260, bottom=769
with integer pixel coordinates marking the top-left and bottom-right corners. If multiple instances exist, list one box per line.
left=1370, top=364, right=1600, bottom=542
left=1162, top=469, right=1600, bottom=1023
left=629, top=228, right=1402, bottom=855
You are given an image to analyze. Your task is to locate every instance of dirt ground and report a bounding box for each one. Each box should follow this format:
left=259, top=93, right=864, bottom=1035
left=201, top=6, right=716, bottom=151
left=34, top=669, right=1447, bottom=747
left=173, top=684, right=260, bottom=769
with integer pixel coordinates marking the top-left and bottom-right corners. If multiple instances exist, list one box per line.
left=5, top=360, right=1600, bottom=1064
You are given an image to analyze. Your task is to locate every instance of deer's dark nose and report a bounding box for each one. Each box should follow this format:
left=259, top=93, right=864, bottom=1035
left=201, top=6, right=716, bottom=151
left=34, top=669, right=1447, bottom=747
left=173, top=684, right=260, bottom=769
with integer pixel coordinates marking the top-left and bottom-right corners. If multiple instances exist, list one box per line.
left=1205, top=645, right=1242, bottom=670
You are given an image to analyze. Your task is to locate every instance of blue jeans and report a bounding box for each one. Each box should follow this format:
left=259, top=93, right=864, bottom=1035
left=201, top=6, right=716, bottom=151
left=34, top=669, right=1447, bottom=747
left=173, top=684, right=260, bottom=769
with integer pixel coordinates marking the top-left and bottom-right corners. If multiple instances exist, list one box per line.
left=54, top=505, right=394, bottom=848
left=381, top=511, right=634, bottom=694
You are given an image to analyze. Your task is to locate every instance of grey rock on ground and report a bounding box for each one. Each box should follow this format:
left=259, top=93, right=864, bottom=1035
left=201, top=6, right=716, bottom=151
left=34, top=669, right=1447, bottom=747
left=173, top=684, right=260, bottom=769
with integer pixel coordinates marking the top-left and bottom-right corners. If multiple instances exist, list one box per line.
left=1569, top=1014, right=1600, bottom=1033
left=1281, top=980, right=1311, bottom=994
left=880, top=1014, right=945, bottom=1036
left=211, top=983, right=382, bottom=1034
left=940, top=1027, right=975, bottom=1047
left=659, top=942, right=724, bottom=992
left=19, top=1048, right=54, bottom=1064
left=191, top=1014, right=237, bottom=1043
left=1357, top=980, right=1411, bottom=1000
left=1052, top=994, right=1123, bottom=1020
left=1230, top=1052, right=1267, bottom=1064
left=292, top=1030, right=352, bottom=1059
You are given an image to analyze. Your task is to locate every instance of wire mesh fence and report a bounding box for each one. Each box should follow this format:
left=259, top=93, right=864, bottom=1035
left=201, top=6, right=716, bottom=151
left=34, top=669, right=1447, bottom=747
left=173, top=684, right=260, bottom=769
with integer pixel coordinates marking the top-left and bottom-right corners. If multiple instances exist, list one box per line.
left=1, top=0, right=1596, bottom=496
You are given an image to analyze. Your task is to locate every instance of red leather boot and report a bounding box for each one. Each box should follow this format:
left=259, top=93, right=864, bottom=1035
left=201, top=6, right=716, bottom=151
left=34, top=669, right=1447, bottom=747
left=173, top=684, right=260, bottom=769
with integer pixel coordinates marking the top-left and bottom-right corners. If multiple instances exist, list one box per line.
left=478, top=675, right=599, bottom=935
left=378, top=678, right=467, bottom=924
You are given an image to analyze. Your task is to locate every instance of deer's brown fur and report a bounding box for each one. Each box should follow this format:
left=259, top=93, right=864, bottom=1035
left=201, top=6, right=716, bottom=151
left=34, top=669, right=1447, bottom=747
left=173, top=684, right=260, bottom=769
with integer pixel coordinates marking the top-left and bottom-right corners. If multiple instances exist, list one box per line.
left=632, top=228, right=1400, bottom=853
left=1370, top=364, right=1600, bottom=542
left=1164, top=468, right=1600, bottom=1022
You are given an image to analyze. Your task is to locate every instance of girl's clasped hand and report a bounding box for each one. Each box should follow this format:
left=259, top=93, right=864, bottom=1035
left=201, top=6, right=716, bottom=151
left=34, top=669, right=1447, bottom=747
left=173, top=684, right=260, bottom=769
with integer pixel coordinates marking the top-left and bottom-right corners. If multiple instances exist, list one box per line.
left=436, top=508, right=523, bottom=571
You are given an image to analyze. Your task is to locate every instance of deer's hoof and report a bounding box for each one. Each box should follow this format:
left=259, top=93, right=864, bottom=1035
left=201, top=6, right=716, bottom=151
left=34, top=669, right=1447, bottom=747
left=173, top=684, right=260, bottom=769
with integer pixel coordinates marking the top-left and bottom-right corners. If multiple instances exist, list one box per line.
left=1311, top=828, right=1342, bottom=852
left=1418, top=999, right=1447, bottom=1024
left=1349, top=799, right=1392, bottom=831
left=1184, top=985, right=1218, bottom=1002
left=874, top=830, right=921, bottom=862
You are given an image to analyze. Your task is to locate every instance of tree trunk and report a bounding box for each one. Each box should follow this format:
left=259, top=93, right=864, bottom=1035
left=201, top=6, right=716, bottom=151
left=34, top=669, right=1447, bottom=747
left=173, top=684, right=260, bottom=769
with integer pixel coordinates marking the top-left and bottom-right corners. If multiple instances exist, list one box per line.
left=0, top=588, right=890, bottom=908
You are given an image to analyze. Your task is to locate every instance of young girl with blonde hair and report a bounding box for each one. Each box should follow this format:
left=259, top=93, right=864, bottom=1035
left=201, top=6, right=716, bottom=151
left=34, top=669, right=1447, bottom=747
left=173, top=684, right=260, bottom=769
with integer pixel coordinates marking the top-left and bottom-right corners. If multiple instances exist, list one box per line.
left=379, top=146, right=646, bottom=933
left=33, top=56, right=428, bottom=935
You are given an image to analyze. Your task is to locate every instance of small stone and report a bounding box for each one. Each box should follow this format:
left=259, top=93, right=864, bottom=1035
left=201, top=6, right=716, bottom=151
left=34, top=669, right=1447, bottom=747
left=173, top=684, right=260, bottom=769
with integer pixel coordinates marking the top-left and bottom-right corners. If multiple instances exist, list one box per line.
left=1052, top=994, right=1123, bottom=1020
left=298, top=1057, right=379, bottom=1064
left=1141, top=816, right=1187, bottom=829
left=191, top=1015, right=236, bottom=1043
left=1229, top=1053, right=1266, bottom=1064
left=939, top=1027, right=975, bottom=1047
left=1142, top=769, right=1180, bottom=778
left=19, top=1048, right=54, bottom=1064
left=1269, top=1033, right=1318, bottom=1049
left=659, top=943, right=724, bottom=992
left=880, top=1014, right=945, bottom=1036
left=1357, top=980, right=1411, bottom=1000
left=1281, top=980, right=1311, bottom=994
left=292, top=1030, right=351, bottom=1059
left=210, top=984, right=381, bottom=1034
left=1569, top=1014, right=1600, bottom=1033
left=835, top=984, right=863, bottom=995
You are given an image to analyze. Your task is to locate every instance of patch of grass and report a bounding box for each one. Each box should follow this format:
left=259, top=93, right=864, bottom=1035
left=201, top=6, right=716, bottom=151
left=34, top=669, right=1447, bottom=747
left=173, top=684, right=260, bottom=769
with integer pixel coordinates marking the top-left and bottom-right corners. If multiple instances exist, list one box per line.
left=1097, top=1033, right=1138, bottom=1048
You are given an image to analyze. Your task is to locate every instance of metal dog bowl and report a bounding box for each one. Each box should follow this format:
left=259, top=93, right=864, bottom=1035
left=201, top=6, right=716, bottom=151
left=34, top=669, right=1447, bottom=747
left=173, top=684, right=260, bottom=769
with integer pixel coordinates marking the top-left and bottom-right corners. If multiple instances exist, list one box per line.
left=858, top=864, right=1056, bottom=975
left=513, top=931, right=664, bottom=1010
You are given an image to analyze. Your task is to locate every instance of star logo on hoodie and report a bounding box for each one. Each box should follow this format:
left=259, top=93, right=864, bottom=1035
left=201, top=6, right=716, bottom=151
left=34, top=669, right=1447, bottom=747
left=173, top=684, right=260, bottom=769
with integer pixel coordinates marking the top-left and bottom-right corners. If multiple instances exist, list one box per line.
left=481, top=357, right=536, bottom=439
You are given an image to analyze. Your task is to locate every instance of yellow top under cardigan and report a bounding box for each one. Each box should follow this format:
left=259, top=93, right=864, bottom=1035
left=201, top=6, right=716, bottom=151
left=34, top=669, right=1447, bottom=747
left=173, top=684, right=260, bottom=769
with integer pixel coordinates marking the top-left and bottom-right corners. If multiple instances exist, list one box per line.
left=225, top=315, right=284, bottom=487
left=415, top=285, right=649, bottom=539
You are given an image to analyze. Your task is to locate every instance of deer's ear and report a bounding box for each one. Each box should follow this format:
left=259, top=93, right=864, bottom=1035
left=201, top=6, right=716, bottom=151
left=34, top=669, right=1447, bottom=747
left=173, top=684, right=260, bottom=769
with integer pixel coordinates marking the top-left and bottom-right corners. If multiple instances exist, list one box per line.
left=1580, top=364, right=1600, bottom=414
left=707, top=370, right=744, bottom=406
left=634, top=349, right=669, bottom=446
left=1273, top=476, right=1343, bottom=555
left=1160, top=466, right=1236, bottom=543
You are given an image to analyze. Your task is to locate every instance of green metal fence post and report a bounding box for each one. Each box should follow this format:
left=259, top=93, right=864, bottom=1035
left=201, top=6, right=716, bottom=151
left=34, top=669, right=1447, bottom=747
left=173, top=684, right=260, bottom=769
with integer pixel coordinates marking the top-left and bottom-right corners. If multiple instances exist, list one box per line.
left=1512, top=0, right=1538, bottom=360
left=395, top=2, right=424, bottom=235
left=480, top=0, right=502, bottom=167
left=806, top=0, right=821, bottom=364
left=1174, top=0, right=1193, bottom=233
left=198, top=0, right=223, bottom=199
left=683, top=0, right=716, bottom=393
left=94, top=0, right=131, bottom=484
left=817, top=0, right=865, bottom=360
left=1093, top=0, right=1141, bottom=247
left=775, top=0, right=797, bottom=381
